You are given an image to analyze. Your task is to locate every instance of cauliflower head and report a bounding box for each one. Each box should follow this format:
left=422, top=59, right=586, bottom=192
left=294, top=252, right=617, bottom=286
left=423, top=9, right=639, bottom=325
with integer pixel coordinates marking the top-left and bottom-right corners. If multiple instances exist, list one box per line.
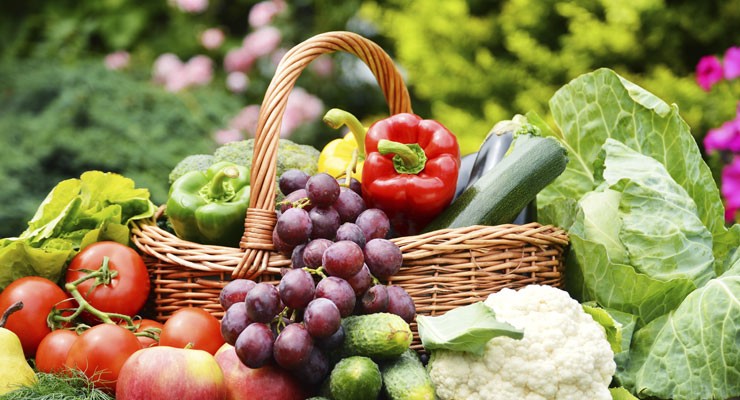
left=427, top=285, right=616, bottom=400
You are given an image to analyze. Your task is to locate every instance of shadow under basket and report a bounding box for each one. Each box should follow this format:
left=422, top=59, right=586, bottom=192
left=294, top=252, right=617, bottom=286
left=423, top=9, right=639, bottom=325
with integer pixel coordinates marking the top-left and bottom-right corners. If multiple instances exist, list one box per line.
left=129, top=31, right=569, bottom=350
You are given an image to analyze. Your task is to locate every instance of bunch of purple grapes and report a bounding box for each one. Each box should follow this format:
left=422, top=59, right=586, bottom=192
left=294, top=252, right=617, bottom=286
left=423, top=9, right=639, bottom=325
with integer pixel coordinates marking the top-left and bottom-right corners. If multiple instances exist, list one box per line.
left=217, top=170, right=416, bottom=385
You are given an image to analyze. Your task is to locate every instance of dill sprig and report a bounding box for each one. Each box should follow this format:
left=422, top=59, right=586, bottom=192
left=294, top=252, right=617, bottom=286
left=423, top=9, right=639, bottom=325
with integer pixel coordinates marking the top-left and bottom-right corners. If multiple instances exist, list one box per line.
left=0, top=370, right=114, bottom=400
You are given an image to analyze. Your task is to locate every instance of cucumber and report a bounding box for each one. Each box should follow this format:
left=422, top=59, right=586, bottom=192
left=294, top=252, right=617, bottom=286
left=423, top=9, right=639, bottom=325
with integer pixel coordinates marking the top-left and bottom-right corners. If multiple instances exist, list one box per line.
left=423, top=129, right=568, bottom=232
left=327, top=356, right=382, bottom=400
left=380, top=349, right=437, bottom=400
left=339, top=313, right=413, bottom=360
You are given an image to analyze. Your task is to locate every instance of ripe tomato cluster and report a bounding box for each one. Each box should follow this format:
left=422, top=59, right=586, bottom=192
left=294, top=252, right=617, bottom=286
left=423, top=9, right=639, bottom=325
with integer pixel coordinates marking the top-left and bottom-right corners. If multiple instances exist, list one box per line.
left=0, top=241, right=224, bottom=392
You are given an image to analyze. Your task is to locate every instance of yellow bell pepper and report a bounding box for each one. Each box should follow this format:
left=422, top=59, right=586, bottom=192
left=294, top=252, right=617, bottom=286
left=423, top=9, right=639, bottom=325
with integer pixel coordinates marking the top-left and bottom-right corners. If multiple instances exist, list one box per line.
left=318, top=109, right=367, bottom=182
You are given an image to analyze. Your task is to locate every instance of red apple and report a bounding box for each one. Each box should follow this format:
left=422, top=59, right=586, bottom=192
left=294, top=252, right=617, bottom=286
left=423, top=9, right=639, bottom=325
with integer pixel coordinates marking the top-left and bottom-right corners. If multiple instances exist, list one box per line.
left=214, top=343, right=309, bottom=400
left=116, top=346, right=226, bottom=400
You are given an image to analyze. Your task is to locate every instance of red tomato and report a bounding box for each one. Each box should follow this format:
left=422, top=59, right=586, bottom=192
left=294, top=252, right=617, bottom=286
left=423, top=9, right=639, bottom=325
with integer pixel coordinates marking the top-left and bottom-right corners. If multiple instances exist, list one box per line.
left=65, top=323, right=143, bottom=392
left=0, top=276, right=75, bottom=358
left=65, top=241, right=150, bottom=319
left=35, top=329, right=79, bottom=373
left=159, top=308, right=225, bottom=355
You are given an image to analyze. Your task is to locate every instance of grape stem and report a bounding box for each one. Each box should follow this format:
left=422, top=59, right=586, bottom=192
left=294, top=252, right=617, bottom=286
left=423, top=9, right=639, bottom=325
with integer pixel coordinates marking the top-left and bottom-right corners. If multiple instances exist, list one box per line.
left=303, top=266, right=327, bottom=279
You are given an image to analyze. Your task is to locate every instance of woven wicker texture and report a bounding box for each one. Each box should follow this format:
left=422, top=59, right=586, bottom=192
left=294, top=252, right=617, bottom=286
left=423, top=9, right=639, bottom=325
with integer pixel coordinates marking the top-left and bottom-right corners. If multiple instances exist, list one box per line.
left=130, top=32, right=568, bottom=346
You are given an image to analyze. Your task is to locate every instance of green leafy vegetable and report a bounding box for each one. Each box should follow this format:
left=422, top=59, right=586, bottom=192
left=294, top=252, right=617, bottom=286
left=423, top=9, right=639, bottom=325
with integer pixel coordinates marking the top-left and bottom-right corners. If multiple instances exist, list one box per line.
left=609, top=387, right=638, bottom=400
left=618, top=264, right=740, bottom=399
left=416, top=301, right=522, bottom=355
left=533, top=68, right=740, bottom=399
left=535, top=68, right=740, bottom=276
left=582, top=302, right=623, bottom=354
left=0, top=171, right=156, bottom=289
left=0, top=370, right=115, bottom=400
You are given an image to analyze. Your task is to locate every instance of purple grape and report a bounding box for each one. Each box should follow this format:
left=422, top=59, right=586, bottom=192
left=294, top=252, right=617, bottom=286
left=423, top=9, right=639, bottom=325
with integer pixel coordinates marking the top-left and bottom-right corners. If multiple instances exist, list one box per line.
left=303, top=298, right=341, bottom=339
left=363, top=238, right=403, bottom=279
left=245, top=282, right=282, bottom=323
left=219, top=279, right=257, bottom=311
left=345, top=264, right=372, bottom=296
left=273, top=323, right=314, bottom=370
left=279, top=189, right=311, bottom=213
left=235, top=322, right=274, bottom=368
left=292, top=346, right=330, bottom=385
left=355, top=208, right=390, bottom=241
left=308, top=206, right=341, bottom=240
left=272, top=226, right=295, bottom=256
left=337, top=177, right=362, bottom=195
left=306, top=173, right=341, bottom=207
left=302, top=238, right=333, bottom=268
left=314, top=324, right=345, bottom=350
left=333, top=187, right=366, bottom=223
left=278, top=268, right=316, bottom=309
left=276, top=207, right=312, bottom=246
left=335, top=222, right=366, bottom=249
left=322, top=240, right=364, bottom=279
left=291, top=244, right=307, bottom=269
left=279, top=169, right=311, bottom=196
left=387, top=285, right=416, bottom=323
left=315, top=276, right=356, bottom=317
left=361, top=284, right=389, bottom=314
left=220, top=302, right=252, bottom=345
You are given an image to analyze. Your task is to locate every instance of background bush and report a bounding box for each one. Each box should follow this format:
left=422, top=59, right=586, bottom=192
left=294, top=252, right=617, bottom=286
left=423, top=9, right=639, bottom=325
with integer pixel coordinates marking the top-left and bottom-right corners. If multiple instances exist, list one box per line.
left=0, top=0, right=738, bottom=237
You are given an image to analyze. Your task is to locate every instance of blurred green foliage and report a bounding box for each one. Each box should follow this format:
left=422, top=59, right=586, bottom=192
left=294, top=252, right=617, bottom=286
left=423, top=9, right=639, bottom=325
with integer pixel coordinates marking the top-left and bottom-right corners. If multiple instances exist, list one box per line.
left=0, top=60, right=241, bottom=235
left=360, top=0, right=740, bottom=154
left=0, top=0, right=738, bottom=237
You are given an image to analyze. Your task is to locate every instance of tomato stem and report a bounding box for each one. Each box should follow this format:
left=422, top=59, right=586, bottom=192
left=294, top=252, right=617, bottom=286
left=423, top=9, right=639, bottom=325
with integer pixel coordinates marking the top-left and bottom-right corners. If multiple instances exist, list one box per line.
left=49, top=268, right=135, bottom=331
left=0, top=301, right=23, bottom=328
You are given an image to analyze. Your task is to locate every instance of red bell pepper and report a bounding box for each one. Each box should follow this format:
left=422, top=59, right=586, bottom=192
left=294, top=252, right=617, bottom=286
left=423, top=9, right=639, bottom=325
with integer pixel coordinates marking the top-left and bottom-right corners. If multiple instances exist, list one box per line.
left=362, top=113, right=460, bottom=236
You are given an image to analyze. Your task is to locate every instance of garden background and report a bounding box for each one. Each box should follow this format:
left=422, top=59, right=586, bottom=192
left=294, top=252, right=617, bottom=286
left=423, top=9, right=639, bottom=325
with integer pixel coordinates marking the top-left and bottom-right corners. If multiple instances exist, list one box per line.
left=0, top=0, right=738, bottom=238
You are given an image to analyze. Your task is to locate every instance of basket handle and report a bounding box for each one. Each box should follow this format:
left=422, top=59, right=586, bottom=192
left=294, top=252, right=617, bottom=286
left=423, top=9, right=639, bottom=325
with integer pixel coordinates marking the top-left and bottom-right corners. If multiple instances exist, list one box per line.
left=233, top=31, right=413, bottom=279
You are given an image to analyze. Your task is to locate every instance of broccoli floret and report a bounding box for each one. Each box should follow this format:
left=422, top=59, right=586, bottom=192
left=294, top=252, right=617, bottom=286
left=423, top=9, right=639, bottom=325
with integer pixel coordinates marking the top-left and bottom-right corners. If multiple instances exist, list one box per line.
left=213, top=138, right=319, bottom=180
left=168, top=154, right=215, bottom=184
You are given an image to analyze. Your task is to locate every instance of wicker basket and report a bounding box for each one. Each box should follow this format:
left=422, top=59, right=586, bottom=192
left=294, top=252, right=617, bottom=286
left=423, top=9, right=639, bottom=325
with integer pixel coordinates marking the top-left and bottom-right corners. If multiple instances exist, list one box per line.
left=130, top=31, right=568, bottom=345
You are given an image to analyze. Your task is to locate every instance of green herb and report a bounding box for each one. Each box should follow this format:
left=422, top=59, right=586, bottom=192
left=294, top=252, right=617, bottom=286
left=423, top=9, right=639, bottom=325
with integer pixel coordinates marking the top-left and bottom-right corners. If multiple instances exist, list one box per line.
left=416, top=301, right=522, bottom=355
left=0, top=370, right=114, bottom=400
left=0, top=171, right=156, bottom=290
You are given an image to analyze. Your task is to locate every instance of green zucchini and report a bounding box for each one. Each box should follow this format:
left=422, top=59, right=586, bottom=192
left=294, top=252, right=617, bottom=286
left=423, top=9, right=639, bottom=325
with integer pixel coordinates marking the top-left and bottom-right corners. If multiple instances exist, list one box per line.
left=423, top=123, right=568, bottom=232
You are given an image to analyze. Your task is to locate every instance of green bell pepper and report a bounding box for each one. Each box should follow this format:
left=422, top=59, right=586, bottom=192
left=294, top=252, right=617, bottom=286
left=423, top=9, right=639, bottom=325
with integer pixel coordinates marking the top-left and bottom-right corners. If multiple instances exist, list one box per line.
left=166, top=161, right=251, bottom=247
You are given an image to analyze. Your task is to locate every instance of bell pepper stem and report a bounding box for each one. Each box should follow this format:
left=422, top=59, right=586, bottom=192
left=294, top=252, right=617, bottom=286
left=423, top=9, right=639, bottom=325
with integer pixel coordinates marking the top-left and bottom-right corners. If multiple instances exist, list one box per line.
left=323, top=108, right=366, bottom=156
left=207, top=166, right=239, bottom=200
left=377, top=139, right=427, bottom=175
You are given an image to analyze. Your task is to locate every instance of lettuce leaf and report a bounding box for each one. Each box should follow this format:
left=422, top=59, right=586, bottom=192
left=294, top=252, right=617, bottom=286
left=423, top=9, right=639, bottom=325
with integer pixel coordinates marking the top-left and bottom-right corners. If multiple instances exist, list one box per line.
left=536, top=68, right=740, bottom=276
left=0, top=171, right=155, bottom=289
left=618, top=265, right=740, bottom=400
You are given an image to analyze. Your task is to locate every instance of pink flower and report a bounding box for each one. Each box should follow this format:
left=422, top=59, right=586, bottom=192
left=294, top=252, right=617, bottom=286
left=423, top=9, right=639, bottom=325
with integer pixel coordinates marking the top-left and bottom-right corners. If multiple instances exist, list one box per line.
left=184, top=55, right=213, bottom=86
left=226, top=72, right=249, bottom=93
left=723, top=46, right=740, bottom=80
left=174, top=0, right=208, bottom=13
left=310, top=55, right=334, bottom=77
left=214, top=129, right=244, bottom=145
left=229, top=105, right=261, bottom=134
left=243, top=26, right=282, bottom=58
left=248, top=1, right=283, bottom=28
left=722, top=156, right=740, bottom=221
left=224, top=47, right=256, bottom=73
left=696, top=55, right=724, bottom=91
left=153, top=53, right=184, bottom=84
left=164, top=68, right=191, bottom=92
left=280, top=87, right=324, bottom=136
left=200, top=28, right=225, bottom=50
left=104, top=51, right=130, bottom=70
left=704, top=116, right=740, bottom=154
